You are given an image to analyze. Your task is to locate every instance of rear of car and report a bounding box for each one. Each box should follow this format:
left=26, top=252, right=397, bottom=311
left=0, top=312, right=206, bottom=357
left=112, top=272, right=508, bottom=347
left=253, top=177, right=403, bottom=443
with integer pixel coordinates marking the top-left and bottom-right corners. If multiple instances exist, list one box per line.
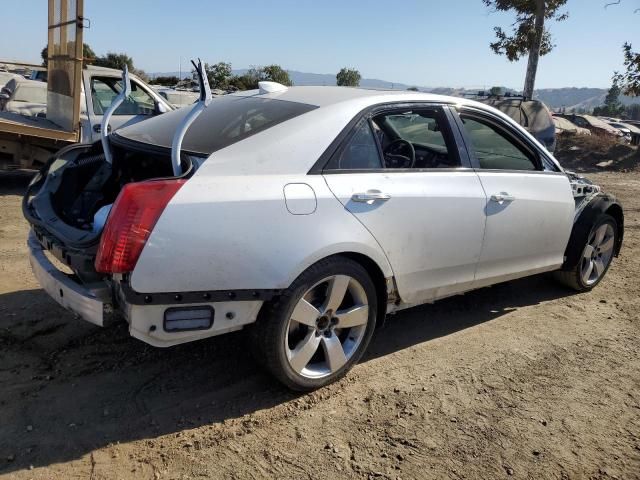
left=23, top=92, right=319, bottom=346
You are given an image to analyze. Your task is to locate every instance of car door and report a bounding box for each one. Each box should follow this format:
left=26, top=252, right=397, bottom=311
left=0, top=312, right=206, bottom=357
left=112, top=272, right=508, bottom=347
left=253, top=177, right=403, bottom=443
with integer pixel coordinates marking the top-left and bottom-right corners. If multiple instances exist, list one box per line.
left=87, top=75, right=160, bottom=142
left=322, top=104, right=487, bottom=305
left=453, top=107, right=575, bottom=286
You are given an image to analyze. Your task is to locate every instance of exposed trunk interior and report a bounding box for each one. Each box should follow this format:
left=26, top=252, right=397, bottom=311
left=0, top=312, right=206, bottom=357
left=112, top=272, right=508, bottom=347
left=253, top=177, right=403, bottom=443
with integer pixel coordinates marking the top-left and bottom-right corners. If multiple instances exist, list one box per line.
left=23, top=138, right=196, bottom=280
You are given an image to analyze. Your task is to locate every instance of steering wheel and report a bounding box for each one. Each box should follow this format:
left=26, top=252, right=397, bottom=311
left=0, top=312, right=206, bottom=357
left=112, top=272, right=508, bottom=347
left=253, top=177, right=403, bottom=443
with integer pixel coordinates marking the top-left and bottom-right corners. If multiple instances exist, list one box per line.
left=383, top=139, right=416, bottom=168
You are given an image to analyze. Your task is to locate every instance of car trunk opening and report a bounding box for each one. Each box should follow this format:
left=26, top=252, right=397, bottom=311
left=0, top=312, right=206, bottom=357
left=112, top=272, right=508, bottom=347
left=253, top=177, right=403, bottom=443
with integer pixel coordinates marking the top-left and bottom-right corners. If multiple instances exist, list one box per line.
left=23, top=137, right=198, bottom=282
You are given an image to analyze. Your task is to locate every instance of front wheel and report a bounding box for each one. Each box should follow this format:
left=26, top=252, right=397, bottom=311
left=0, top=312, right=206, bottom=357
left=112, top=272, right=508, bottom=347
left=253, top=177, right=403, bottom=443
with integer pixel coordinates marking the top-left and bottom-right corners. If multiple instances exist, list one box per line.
left=250, top=257, right=378, bottom=391
left=555, top=214, right=617, bottom=291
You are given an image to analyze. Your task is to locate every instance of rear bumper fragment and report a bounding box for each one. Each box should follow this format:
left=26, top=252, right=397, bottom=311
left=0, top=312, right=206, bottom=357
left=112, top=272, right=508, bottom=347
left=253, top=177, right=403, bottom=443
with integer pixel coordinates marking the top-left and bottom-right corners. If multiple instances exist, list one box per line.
left=28, top=231, right=105, bottom=327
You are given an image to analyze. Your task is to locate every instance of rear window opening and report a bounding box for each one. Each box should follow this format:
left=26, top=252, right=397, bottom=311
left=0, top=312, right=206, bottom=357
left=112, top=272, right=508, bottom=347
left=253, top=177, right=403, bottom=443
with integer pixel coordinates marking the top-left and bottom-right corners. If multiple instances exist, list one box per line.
left=114, top=95, right=318, bottom=155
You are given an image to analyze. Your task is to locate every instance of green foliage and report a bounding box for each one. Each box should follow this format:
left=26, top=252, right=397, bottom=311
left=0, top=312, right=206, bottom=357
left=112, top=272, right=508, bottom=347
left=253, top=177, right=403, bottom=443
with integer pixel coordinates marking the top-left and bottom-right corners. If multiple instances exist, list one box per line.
left=204, top=62, right=232, bottom=89
left=261, top=65, right=293, bottom=86
left=490, top=86, right=504, bottom=96
left=151, top=76, right=180, bottom=86
left=605, top=82, right=623, bottom=111
left=41, top=43, right=96, bottom=67
left=91, top=52, right=148, bottom=80
left=483, top=0, right=568, bottom=62
left=83, top=44, right=97, bottom=61
left=226, top=65, right=292, bottom=90
left=614, top=43, right=640, bottom=97
left=336, top=68, right=361, bottom=87
left=93, top=52, right=135, bottom=71
left=228, top=72, right=258, bottom=91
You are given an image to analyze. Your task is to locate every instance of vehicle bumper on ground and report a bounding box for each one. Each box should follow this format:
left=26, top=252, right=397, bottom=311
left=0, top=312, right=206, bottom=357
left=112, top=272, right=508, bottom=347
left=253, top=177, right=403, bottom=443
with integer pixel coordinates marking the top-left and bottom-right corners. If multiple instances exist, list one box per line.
left=28, top=230, right=265, bottom=347
left=28, top=231, right=105, bottom=327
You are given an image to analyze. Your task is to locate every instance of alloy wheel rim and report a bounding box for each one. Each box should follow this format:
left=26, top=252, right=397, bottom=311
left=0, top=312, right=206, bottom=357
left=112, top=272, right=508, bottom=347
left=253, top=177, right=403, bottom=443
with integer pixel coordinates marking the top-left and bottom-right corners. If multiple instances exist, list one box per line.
left=580, top=223, right=615, bottom=286
left=285, top=275, right=369, bottom=379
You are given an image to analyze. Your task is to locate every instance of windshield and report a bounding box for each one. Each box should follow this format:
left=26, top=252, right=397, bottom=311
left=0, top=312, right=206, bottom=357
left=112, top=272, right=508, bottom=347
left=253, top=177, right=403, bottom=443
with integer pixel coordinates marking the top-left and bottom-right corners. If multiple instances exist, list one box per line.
left=115, top=95, right=317, bottom=155
left=13, top=85, right=47, bottom=103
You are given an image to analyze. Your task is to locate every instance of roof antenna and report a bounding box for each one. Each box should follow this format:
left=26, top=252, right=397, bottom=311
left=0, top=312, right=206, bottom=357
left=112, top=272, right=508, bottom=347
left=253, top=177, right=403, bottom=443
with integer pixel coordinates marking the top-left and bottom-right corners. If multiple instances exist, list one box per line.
left=101, top=65, right=131, bottom=164
left=171, top=58, right=212, bottom=176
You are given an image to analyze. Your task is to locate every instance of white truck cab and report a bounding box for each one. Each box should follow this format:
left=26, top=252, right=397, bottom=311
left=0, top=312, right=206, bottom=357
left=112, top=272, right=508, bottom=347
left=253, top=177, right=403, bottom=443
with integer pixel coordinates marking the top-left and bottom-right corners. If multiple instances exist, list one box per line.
left=78, top=66, right=172, bottom=144
left=0, top=65, right=173, bottom=169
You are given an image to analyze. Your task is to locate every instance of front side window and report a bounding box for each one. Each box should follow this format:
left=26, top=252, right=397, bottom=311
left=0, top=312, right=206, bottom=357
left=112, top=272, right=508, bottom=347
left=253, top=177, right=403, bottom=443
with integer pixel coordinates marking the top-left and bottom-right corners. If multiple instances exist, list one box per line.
left=91, top=77, right=155, bottom=116
left=460, top=115, right=537, bottom=171
left=373, top=108, right=460, bottom=169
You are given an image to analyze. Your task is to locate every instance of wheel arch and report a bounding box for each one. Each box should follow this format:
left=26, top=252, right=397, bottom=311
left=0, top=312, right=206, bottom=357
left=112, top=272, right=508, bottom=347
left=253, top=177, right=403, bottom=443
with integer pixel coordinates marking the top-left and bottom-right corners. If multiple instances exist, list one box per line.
left=274, top=249, right=394, bottom=328
left=562, top=193, right=624, bottom=271
left=605, top=202, right=624, bottom=256
left=339, top=251, right=392, bottom=327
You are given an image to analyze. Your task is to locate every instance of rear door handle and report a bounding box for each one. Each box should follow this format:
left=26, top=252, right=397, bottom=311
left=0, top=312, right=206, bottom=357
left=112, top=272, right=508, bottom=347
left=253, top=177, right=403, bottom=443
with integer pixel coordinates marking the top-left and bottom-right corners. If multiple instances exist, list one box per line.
left=352, top=190, right=391, bottom=204
left=490, top=193, right=515, bottom=204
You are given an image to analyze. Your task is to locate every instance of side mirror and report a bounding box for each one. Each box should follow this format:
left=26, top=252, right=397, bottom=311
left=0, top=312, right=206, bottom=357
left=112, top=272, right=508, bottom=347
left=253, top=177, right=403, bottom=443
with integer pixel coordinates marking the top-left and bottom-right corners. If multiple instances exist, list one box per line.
left=0, top=93, right=10, bottom=100
left=155, top=101, right=169, bottom=115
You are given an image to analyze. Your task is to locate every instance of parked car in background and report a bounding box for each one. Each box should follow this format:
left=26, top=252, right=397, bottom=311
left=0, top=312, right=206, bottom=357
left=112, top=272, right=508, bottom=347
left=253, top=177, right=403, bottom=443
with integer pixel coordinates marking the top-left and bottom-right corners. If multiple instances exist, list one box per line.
left=607, top=121, right=640, bottom=145
left=475, top=95, right=556, bottom=152
left=0, top=65, right=174, bottom=169
left=552, top=115, right=591, bottom=136
left=556, top=114, right=623, bottom=138
left=0, top=78, right=47, bottom=116
left=156, top=88, right=200, bottom=108
left=24, top=80, right=624, bottom=390
left=0, top=71, right=21, bottom=88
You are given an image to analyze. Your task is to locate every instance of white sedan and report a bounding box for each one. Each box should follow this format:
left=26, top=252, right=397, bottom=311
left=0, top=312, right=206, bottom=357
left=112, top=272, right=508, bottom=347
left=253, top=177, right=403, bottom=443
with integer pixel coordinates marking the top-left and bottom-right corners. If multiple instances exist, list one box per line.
left=24, top=76, right=624, bottom=390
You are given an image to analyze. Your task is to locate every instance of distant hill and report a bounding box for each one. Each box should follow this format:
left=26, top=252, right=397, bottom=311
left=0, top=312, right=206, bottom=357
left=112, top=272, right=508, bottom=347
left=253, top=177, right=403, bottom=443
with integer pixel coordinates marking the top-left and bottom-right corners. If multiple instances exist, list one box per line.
left=151, top=69, right=420, bottom=91
left=150, top=69, right=639, bottom=111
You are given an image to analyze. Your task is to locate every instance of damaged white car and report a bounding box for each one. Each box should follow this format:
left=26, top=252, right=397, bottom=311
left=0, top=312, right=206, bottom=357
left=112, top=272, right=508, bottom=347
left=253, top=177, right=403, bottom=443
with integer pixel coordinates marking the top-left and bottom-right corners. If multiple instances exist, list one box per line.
left=24, top=62, right=624, bottom=390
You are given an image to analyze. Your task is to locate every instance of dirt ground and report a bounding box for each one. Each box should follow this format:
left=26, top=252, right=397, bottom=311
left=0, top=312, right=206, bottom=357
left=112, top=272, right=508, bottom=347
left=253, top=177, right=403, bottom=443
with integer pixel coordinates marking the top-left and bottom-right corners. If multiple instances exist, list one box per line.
left=1, top=168, right=639, bottom=480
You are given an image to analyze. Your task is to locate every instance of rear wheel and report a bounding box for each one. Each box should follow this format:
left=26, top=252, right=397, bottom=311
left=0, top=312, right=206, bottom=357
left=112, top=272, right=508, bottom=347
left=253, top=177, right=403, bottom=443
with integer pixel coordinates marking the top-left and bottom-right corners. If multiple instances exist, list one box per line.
left=555, top=214, right=617, bottom=291
left=251, top=257, right=377, bottom=391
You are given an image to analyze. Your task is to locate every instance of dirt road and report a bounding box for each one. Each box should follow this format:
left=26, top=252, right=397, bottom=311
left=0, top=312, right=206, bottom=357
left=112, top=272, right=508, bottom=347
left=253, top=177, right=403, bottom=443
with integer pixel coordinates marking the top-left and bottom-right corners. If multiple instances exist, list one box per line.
left=1, top=170, right=639, bottom=479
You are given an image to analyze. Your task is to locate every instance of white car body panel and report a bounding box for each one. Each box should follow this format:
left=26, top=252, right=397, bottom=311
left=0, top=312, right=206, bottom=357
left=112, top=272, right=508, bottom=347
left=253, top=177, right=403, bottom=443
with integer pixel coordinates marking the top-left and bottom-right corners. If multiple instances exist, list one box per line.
left=323, top=171, right=486, bottom=304
left=474, top=172, right=575, bottom=284
left=126, top=300, right=263, bottom=347
left=131, top=173, right=394, bottom=293
left=131, top=88, right=571, bottom=302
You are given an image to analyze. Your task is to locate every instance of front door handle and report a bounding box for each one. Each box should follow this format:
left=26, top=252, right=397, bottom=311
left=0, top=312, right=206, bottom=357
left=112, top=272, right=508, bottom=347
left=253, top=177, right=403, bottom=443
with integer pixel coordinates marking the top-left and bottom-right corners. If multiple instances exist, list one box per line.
left=352, top=190, right=391, bottom=204
left=490, top=192, right=515, bottom=204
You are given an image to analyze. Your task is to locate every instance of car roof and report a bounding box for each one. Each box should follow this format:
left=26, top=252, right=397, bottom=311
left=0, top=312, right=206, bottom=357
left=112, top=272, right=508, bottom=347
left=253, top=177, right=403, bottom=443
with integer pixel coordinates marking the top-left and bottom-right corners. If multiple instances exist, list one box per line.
left=115, top=84, right=557, bottom=175
left=229, top=85, right=465, bottom=108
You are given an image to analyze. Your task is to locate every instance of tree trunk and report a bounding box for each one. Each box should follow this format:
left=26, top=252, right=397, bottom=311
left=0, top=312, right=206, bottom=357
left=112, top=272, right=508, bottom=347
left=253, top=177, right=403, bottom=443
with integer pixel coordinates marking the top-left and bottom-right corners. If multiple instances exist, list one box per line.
left=523, top=0, right=546, bottom=100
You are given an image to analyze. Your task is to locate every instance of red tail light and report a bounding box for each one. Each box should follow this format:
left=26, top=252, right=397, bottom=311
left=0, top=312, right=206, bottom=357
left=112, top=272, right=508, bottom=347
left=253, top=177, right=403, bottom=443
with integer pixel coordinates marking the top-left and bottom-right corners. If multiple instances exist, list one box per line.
left=95, top=179, right=185, bottom=273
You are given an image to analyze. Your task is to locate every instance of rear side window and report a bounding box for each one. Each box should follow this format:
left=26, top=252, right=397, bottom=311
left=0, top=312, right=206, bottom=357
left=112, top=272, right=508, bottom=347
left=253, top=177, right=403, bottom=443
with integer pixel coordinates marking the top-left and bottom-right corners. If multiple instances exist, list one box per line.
left=325, top=120, right=382, bottom=170
left=460, top=115, right=538, bottom=171
left=116, top=96, right=318, bottom=155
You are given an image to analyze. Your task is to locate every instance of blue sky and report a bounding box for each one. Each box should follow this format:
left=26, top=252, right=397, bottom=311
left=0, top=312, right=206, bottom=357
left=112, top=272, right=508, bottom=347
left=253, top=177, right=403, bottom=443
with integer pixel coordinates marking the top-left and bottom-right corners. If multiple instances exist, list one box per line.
left=1, top=0, right=639, bottom=89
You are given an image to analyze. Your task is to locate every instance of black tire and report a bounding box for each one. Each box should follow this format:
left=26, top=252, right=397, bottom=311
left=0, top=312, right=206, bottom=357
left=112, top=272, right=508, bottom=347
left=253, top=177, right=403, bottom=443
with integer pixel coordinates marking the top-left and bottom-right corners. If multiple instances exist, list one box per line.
left=250, top=256, right=378, bottom=391
left=554, top=214, right=617, bottom=292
